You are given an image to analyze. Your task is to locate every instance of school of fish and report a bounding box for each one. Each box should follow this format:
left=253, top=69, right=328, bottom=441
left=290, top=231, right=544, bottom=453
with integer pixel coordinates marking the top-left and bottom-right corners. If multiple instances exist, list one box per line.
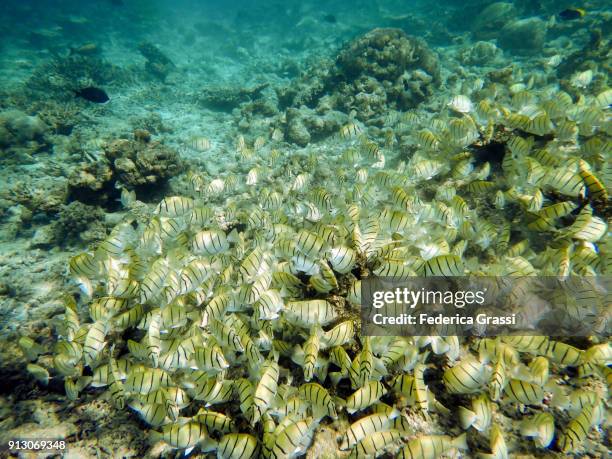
left=21, top=70, right=611, bottom=458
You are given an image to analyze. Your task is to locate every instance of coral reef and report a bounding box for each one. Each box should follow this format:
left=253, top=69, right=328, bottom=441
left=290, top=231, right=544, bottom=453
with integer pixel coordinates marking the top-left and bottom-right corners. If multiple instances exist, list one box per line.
left=556, top=29, right=611, bottom=81
left=2, top=178, right=68, bottom=216
left=25, top=55, right=129, bottom=101
left=471, top=2, right=518, bottom=40
left=263, top=29, right=441, bottom=145
left=284, top=106, right=346, bottom=146
left=199, top=83, right=270, bottom=112
left=336, top=28, right=440, bottom=89
left=283, top=28, right=441, bottom=114
left=275, top=57, right=335, bottom=110
left=28, top=100, right=81, bottom=136
left=105, top=135, right=184, bottom=188
left=0, top=109, right=48, bottom=156
left=31, top=202, right=105, bottom=248
left=67, top=160, right=115, bottom=205
left=459, top=41, right=501, bottom=66
left=498, top=17, right=547, bottom=54
left=138, top=42, right=175, bottom=81
left=129, top=112, right=171, bottom=136
left=67, top=131, right=184, bottom=208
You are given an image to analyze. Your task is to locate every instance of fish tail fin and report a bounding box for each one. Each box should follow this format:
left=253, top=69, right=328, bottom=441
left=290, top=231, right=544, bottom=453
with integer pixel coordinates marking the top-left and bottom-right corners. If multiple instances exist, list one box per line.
left=453, top=432, right=468, bottom=450
left=458, top=406, right=476, bottom=430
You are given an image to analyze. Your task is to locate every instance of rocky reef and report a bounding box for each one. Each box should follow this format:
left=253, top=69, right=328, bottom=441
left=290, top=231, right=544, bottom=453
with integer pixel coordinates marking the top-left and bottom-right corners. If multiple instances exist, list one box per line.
left=471, top=2, right=518, bottom=40
left=278, top=28, right=440, bottom=114
left=200, top=83, right=270, bottom=112
left=0, top=109, right=48, bottom=158
left=25, top=55, right=129, bottom=101
left=239, top=28, right=442, bottom=146
left=335, top=28, right=441, bottom=108
left=498, top=17, right=547, bottom=54
left=459, top=41, right=502, bottom=66
left=32, top=201, right=106, bottom=248
left=68, top=131, right=184, bottom=207
left=138, top=42, right=175, bottom=81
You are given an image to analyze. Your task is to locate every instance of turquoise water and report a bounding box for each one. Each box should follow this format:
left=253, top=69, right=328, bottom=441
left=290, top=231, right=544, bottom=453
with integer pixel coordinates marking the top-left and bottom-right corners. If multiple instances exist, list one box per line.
left=0, top=1, right=610, bottom=458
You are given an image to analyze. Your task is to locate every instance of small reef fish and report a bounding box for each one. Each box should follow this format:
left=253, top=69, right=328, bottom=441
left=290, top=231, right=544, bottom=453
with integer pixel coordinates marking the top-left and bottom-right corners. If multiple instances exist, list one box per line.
left=74, top=86, right=110, bottom=103
left=188, top=136, right=212, bottom=151
left=398, top=433, right=468, bottom=459
left=559, top=7, right=586, bottom=20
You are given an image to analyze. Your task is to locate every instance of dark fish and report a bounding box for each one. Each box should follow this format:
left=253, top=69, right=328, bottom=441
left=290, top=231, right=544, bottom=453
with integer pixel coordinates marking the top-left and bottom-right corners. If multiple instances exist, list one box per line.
left=74, top=87, right=110, bottom=103
left=323, top=14, right=337, bottom=24
left=559, top=7, right=586, bottom=20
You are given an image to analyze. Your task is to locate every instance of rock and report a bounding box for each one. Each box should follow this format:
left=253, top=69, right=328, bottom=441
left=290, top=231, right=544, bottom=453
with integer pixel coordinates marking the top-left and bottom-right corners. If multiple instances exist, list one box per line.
left=336, top=28, right=440, bottom=85
left=68, top=160, right=114, bottom=192
left=459, top=41, right=502, bottom=65
left=68, top=137, right=184, bottom=206
left=200, top=83, right=270, bottom=112
left=472, top=2, right=518, bottom=40
left=0, top=110, right=48, bottom=155
left=31, top=225, right=56, bottom=248
left=286, top=108, right=311, bottom=147
left=273, top=28, right=441, bottom=127
left=50, top=201, right=106, bottom=245
left=498, top=17, right=547, bottom=53
left=0, top=421, right=78, bottom=446
left=133, top=129, right=151, bottom=143
left=138, top=42, right=175, bottom=81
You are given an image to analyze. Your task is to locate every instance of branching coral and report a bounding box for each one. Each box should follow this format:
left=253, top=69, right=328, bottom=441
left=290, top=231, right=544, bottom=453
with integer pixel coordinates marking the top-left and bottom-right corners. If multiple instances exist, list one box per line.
left=25, top=56, right=129, bottom=101
left=138, top=42, right=175, bottom=82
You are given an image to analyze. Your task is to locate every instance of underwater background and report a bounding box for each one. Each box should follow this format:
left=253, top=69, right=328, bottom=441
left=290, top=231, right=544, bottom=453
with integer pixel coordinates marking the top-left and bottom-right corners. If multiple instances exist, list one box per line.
left=0, top=0, right=610, bottom=458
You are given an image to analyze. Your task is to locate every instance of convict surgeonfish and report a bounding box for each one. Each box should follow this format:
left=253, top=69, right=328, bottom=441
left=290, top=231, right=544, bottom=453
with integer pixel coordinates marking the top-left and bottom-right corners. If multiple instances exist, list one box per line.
left=43, top=48, right=612, bottom=459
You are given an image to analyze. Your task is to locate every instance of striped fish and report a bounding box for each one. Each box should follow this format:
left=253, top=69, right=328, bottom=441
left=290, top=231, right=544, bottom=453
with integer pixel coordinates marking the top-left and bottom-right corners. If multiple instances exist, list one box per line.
left=284, top=300, right=337, bottom=327
left=520, top=412, right=555, bottom=448
left=157, top=421, right=211, bottom=454
left=321, top=321, right=354, bottom=348
left=269, top=417, right=315, bottom=459
left=83, top=321, right=108, bottom=366
left=558, top=403, right=595, bottom=453
left=458, top=393, right=491, bottom=431
left=489, top=361, right=506, bottom=402
left=349, top=430, right=404, bottom=458
left=253, top=357, right=279, bottom=423
left=340, top=412, right=399, bottom=450
left=328, top=246, right=357, bottom=274
left=192, top=377, right=233, bottom=405
left=545, top=340, right=582, bottom=366
left=188, top=136, right=212, bottom=151
left=130, top=401, right=167, bottom=426
left=297, top=382, right=337, bottom=420
left=217, top=433, right=260, bottom=459
left=193, top=409, right=234, bottom=434
left=422, top=254, right=464, bottom=277
left=504, top=379, right=544, bottom=405
left=443, top=358, right=488, bottom=394
left=69, top=252, right=101, bottom=279
left=192, top=230, right=229, bottom=255
left=345, top=381, right=387, bottom=414
left=125, top=368, right=171, bottom=394
left=339, top=122, right=362, bottom=139
left=397, top=434, right=468, bottom=459
left=156, top=196, right=194, bottom=217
